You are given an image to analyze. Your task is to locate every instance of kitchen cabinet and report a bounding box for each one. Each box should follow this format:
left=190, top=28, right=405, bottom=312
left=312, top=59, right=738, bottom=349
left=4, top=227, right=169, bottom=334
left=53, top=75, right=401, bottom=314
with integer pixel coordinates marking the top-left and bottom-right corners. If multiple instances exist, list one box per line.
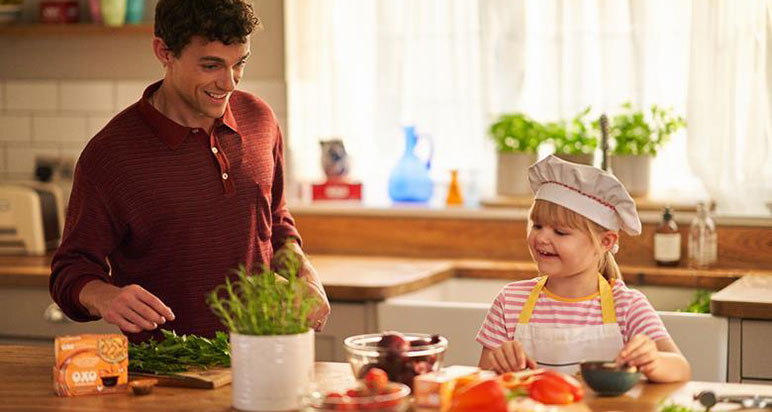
left=740, top=320, right=772, bottom=381
left=0, top=286, right=118, bottom=344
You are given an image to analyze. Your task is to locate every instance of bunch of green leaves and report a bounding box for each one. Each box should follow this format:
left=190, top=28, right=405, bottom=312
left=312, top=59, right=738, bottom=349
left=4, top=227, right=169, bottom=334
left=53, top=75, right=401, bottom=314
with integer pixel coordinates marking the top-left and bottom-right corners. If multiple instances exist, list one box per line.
left=549, top=106, right=598, bottom=155
left=684, top=289, right=713, bottom=314
left=207, top=247, right=317, bottom=336
left=128, top=329, right=230, bottom=374
left=604, top=102, right=686, bottom=156
left=488, top=113, right=546, bottom=154
left=659, top=402, right=704, bottom=412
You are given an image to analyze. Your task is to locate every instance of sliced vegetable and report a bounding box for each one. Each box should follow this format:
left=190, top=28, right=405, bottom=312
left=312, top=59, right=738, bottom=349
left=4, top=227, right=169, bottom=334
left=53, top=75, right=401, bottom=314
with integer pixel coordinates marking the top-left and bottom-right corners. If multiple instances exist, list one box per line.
left=448, top=379, right=508, bottom=412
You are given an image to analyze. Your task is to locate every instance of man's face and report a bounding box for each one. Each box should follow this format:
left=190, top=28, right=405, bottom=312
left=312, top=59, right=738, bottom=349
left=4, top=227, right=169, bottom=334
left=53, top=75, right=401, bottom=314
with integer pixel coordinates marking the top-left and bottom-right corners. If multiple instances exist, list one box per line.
left=166, top=36, right=250, bottom=120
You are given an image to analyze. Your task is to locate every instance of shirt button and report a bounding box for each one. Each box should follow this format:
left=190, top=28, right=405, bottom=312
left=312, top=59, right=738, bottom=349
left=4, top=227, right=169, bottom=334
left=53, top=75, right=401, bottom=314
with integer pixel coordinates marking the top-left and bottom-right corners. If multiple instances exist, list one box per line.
left=192, top=129, right=199, bottom=133
left=222, top=173, right=229, bottom=180
left=211, top=147, right=219, bottom=154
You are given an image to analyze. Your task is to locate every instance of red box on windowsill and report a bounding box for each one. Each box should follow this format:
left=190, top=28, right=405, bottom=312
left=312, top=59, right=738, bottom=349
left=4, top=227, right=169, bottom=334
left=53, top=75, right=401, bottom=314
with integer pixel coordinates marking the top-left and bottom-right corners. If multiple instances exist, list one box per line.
left=311, top=181, right=362, bottom=202
left=40, top=1, right=79, bottom=24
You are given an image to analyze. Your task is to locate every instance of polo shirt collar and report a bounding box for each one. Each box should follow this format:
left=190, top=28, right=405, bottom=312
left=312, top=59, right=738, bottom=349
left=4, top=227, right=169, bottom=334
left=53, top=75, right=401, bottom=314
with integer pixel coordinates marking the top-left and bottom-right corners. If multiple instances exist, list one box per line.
left=138, top=80, right=240, bottom=150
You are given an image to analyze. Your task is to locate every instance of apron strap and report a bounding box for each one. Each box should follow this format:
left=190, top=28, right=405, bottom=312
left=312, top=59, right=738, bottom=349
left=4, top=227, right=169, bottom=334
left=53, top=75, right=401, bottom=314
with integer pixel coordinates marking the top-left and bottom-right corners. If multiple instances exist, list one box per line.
left=518, top=276, right=548, bottom=324
left=518, top=274, right=617, bottom=324
left=598, top=273, right=617, bottom=324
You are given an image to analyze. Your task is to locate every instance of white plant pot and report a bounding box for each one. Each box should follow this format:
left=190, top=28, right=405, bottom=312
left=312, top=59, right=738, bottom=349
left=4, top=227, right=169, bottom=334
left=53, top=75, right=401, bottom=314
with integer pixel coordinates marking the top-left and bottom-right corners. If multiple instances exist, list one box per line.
left=610, top=155, right=651, bottom=197
left=231, top=329, right=315, bottom=411
left=496, top=152, right=537, bottom=196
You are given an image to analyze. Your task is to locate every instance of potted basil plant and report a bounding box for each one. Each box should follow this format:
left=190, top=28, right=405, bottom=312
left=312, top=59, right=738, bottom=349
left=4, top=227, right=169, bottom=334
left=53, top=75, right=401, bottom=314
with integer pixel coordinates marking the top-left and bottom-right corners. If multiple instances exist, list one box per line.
left=604, top=102, right=686, bottom=196
left=548, top=106, right=597, bottom=166
left=208, top=247, right=319, bottom=411
left=488, top=113, right=546, bottom=196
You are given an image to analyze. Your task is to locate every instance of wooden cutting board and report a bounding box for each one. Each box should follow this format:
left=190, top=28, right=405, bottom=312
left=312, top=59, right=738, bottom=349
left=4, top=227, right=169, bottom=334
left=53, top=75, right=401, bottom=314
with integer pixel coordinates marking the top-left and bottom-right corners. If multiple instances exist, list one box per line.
left=130, top=367, right=232, bottom=389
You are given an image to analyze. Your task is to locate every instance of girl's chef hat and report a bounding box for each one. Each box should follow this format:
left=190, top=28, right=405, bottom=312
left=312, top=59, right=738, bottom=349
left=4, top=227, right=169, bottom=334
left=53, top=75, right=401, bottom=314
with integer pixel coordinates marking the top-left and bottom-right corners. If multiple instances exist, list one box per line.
left=528, top=155, right=642, bottom=236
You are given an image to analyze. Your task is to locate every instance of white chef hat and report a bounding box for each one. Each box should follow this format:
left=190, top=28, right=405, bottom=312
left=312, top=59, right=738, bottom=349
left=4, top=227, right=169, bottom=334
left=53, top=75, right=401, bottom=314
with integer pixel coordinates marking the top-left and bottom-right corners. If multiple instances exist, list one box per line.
left=528, top=155, right=642, bottom=236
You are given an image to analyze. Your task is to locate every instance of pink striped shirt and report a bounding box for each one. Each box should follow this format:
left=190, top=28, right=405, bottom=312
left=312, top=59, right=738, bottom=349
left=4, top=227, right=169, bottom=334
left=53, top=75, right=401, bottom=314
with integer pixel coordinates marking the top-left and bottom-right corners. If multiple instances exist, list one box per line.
left=476, top=277, right=670, bottom=350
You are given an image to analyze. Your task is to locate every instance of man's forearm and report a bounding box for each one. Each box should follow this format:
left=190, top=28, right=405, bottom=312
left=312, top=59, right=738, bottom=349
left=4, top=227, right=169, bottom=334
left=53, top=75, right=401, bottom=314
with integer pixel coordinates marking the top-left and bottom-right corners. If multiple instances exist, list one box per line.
left=78, top=279, right=115, bottom=317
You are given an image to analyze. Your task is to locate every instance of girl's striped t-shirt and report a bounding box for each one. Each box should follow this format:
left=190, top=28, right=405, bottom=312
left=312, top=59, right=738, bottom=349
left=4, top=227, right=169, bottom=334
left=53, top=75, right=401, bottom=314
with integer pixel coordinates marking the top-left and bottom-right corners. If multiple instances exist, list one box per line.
left=476, top=277, right=670, bottom=350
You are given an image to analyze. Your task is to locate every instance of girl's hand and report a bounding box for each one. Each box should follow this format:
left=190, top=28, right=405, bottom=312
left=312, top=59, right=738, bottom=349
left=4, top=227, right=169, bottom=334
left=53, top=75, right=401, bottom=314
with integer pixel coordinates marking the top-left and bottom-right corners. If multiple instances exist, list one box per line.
left=616, top=334, right=661, bottom=375
left=482, top=340, right=537, bottom=373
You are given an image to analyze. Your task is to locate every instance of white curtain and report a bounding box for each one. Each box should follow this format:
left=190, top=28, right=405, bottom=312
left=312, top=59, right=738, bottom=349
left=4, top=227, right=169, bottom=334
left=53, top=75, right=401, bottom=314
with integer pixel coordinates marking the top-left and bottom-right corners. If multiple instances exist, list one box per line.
left=687, top=0, right=771, bottom=215
left=285, top=0, right=772, bottom=213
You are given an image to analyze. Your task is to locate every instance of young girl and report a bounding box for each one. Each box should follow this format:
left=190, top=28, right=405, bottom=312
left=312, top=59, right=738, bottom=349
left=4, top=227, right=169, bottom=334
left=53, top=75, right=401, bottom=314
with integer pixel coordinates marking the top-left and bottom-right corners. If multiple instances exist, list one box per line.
left=476, top=155, right=691, bottom=383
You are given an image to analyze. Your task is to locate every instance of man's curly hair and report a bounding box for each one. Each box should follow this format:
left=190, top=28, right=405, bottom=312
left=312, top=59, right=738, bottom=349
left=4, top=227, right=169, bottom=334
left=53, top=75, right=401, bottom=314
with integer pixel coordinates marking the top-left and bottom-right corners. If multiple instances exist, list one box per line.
left=155, top=0, right=261, bottom=56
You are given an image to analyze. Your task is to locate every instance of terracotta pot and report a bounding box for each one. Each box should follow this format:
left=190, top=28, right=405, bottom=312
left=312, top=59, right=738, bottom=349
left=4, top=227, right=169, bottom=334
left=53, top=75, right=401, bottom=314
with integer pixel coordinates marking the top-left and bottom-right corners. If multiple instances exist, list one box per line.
left=554, top=153, right=594, bottom=166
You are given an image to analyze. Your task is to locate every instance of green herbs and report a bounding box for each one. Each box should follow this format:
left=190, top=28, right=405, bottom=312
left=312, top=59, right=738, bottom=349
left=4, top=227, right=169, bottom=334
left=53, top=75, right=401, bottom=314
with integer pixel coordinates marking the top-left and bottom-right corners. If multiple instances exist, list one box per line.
left=128, top=329, right=230, bottom=374
left=550, top=106, right=597, bottom=155
left=207, top=247, right=317, bottom=336
left=489, top=113, right=546, bottom=153
left=684, top=290, right=713, bottom=314
left=607, top=102, right=686, bottom=156
left=659, top=402, right=704, bottom=412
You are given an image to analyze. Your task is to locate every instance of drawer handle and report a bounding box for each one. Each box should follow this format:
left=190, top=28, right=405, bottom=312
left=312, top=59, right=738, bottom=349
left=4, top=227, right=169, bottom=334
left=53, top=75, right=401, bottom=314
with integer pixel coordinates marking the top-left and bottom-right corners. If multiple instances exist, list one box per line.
left=44, top=303, right=72, bottom=324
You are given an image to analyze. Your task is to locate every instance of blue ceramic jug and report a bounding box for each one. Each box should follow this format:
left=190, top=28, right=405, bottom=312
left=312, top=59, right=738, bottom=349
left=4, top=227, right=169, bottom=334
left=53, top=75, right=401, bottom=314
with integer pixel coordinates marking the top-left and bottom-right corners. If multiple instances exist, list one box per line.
left=388, top=126, right=434, bottom=203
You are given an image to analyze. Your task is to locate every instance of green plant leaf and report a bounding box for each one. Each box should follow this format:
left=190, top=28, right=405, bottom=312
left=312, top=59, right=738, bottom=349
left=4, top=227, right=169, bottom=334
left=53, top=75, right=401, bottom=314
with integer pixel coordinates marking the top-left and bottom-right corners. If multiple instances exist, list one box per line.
left=207, top=242, right=317, bottom=336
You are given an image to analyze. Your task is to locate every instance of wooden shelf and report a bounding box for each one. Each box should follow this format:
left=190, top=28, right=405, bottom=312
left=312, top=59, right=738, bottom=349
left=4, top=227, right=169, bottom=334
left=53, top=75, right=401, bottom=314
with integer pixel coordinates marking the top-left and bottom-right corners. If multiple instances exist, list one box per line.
left=0, top=23, right=153, bottom=36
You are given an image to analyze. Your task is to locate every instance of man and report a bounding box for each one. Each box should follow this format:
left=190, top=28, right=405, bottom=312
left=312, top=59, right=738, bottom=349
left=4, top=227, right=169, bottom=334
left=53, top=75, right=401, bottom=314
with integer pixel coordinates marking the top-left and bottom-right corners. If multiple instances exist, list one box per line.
left=49, top=0, right=330, bottom=343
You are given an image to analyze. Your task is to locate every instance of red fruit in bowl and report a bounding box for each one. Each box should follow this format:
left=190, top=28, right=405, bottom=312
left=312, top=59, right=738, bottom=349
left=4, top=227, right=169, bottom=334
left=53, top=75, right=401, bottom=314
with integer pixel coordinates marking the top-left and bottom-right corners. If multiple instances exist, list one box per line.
left=377, top=332, right=409, bottom=353
left=363, top=367, right=389, bottom=393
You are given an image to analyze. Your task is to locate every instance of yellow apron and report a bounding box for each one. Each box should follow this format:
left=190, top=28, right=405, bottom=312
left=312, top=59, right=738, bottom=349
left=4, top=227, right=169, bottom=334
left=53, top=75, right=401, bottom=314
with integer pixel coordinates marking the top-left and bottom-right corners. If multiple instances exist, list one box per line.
left=513, top=273, right=624, bottom=375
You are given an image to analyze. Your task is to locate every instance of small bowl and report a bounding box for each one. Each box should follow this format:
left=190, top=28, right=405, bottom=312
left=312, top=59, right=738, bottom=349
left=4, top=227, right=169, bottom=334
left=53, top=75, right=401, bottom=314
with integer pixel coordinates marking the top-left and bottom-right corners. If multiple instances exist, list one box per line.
left=580, top=361, right=641, bottom=396
left=128, top=378, right=158, bottom=396
left=344, top=332, right=447, bottom=389
left=301, top=382, right=411, bottom=411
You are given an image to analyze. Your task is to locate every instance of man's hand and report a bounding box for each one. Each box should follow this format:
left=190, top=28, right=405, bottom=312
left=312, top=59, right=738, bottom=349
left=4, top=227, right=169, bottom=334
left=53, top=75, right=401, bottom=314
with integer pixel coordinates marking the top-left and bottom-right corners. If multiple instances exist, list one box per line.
left=276, top=240, right=331, bottom=331
left=298, top=260, right=331, bottom=331
left=79, top=280, right=175, bottom=334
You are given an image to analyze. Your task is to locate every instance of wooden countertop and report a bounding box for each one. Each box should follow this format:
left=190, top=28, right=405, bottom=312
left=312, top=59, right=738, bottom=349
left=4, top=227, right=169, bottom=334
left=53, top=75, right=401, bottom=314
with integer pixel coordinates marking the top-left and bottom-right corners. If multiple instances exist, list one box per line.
left=711, top=275, right=772, bottom=319
left=1, top=254, right=770, bottom=318
left=3, top=344, right=772, bottom=412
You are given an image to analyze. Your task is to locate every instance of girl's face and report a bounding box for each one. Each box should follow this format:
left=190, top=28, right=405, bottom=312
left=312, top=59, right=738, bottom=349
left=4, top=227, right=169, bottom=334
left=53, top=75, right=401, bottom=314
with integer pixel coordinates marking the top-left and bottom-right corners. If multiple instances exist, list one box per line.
left=527, top=220, right=601, bottom=278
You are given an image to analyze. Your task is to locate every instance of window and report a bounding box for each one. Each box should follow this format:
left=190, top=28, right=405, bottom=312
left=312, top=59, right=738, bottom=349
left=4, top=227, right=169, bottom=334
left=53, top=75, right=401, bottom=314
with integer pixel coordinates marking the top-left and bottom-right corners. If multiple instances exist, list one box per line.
left=285, top=0, right=771, bottom=215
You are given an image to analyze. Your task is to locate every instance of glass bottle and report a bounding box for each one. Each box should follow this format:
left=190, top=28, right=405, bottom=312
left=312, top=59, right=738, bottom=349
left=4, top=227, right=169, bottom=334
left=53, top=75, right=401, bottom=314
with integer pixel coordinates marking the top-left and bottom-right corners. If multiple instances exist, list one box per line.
left=654, top=206, right=681, bottom=266
left=688, top=202, right=717, bottom=268
left=445, top=169, right=464, bottom=206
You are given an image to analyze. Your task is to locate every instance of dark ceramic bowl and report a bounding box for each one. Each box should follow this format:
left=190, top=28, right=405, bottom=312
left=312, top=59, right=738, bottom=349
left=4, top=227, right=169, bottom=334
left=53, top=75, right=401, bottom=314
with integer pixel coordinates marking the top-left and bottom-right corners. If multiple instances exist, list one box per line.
left=580, top=361, right=641, bottom=396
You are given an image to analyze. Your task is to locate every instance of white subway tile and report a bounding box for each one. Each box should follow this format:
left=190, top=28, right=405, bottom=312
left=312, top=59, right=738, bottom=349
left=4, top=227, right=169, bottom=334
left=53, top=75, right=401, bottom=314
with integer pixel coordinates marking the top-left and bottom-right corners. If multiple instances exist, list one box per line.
left=60, top=81, right=114, bottom=112
left=0, top=115, right=32, bottom=142
left=115, top=80, right=148, bottom=110
left=87, top=116, right=113, bottom=139
left=5, top=80, right=58, bottom=111
left=6, top=145, right=59, bottom=175
left=238, top=81, right=286, bottom=116
left=60, top=145, right=86, bottom=165
left=33, top=116, right=88, bottom=143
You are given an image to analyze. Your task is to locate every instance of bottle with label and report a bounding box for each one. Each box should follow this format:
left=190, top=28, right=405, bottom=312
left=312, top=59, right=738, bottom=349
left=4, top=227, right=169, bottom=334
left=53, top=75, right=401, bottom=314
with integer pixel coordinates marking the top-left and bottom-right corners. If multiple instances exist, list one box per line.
left=688, top=202, right=717, bottom=268
left=654, top=206, right=681, bottom=266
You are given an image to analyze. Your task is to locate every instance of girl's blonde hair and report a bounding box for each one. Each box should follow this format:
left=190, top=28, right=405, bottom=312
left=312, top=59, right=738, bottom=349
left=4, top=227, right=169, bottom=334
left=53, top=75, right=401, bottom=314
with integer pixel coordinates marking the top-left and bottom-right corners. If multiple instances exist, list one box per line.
left=529, top=199, right=622, bottom=281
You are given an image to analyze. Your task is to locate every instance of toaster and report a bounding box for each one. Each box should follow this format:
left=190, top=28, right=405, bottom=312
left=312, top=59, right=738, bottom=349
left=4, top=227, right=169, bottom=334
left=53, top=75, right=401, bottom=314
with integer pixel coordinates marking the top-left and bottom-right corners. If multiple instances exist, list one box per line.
left=0, top=182, right=65, bottom=255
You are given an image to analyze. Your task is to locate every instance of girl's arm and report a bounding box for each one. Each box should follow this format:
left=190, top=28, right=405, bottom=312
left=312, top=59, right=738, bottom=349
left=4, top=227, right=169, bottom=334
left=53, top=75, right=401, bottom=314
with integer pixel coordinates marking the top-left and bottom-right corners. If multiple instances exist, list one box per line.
left=617, top=335, right=691, bottom=383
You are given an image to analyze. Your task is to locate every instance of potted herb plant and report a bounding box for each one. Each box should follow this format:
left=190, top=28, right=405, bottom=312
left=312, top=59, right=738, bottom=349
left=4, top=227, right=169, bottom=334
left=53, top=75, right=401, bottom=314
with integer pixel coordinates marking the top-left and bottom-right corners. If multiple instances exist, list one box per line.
left=549, top=107, right=596, bottom=165
left=208, top=248, right=318, bottom=411
left=488, top=113, right=545, bottom=196
left=605, top=102, right=686, bottom=196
